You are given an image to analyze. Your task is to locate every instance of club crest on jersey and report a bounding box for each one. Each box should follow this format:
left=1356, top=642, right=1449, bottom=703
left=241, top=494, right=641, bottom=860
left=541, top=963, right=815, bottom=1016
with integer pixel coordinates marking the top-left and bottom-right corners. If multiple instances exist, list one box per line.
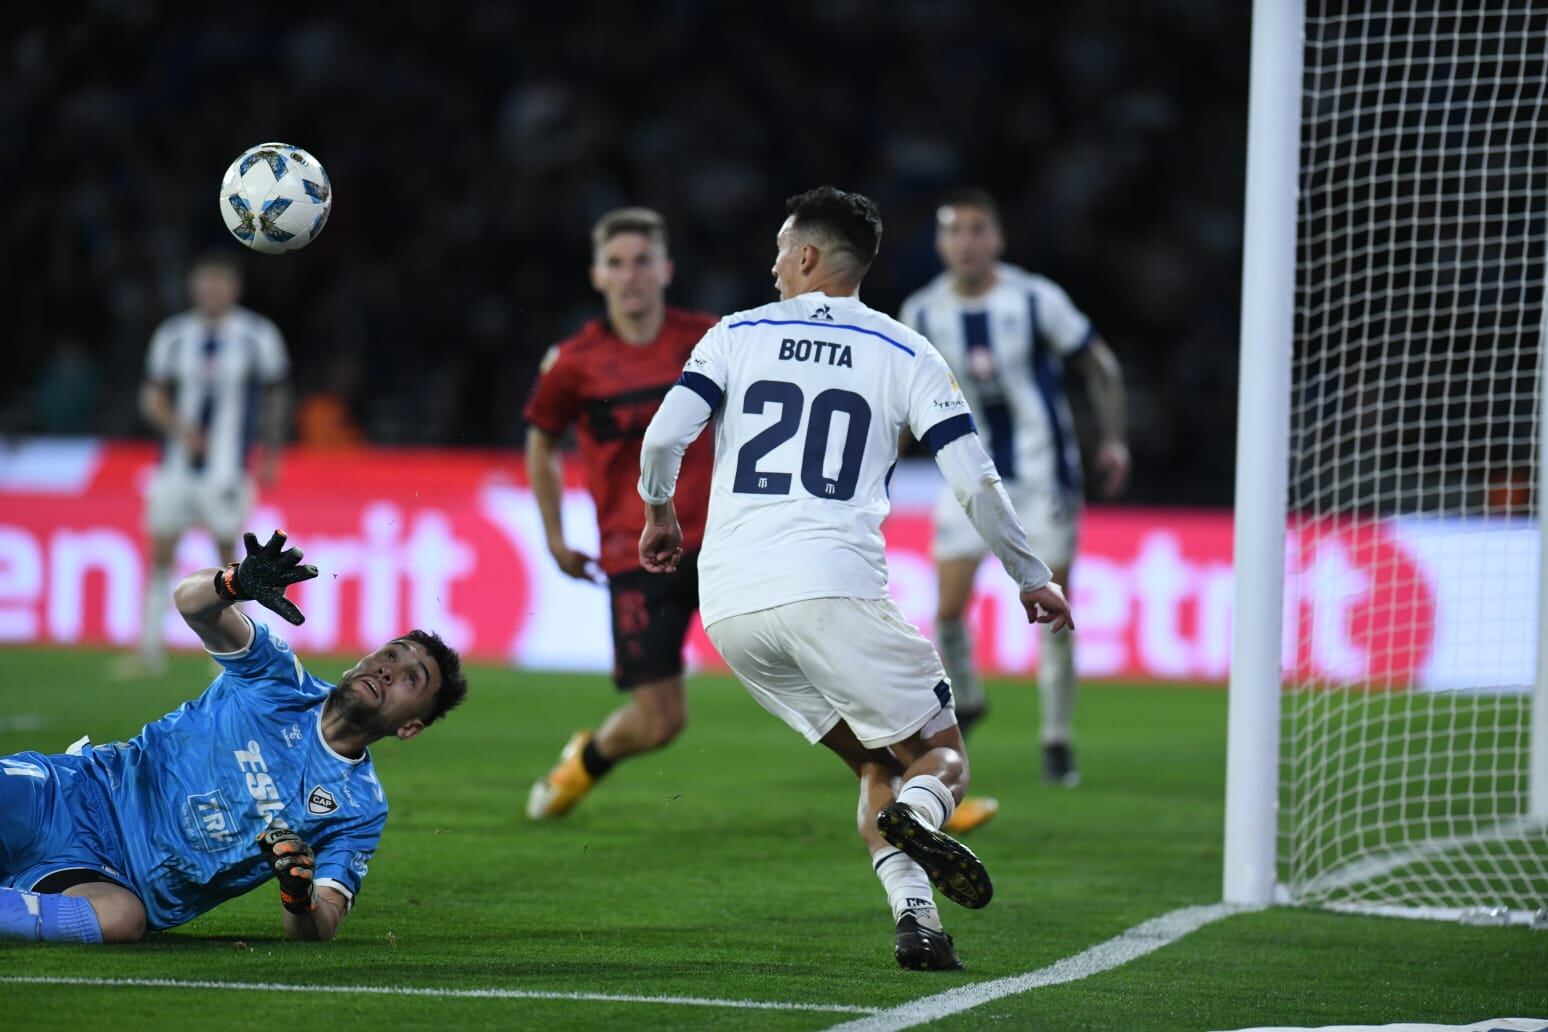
left=307, top=785, right=339, bottom=815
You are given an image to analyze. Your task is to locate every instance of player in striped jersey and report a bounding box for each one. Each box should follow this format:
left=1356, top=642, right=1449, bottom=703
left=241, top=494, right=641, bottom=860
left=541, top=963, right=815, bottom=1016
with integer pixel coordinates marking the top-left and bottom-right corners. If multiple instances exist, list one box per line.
left=901, top=189, right=1129, bottom=810
left=119, top=250, right=291, bottom=677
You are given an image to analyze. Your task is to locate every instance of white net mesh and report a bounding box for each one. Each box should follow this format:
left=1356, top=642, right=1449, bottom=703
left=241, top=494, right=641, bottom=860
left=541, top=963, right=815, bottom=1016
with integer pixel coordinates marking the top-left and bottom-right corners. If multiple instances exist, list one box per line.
left=1284, top=1, right=1548, bottom=919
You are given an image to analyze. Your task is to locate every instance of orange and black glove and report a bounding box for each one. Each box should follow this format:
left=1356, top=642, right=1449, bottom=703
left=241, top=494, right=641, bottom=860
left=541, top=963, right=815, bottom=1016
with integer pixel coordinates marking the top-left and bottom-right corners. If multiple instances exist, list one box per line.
left=256, top=826, right=318, bottom=915
left=214, top=529, right=318, bottom=626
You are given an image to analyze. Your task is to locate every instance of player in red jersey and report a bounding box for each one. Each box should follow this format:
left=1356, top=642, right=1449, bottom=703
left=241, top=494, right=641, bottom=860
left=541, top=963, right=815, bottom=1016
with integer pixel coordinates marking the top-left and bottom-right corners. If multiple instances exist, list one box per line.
left=524, top=208, right=717, bottom=819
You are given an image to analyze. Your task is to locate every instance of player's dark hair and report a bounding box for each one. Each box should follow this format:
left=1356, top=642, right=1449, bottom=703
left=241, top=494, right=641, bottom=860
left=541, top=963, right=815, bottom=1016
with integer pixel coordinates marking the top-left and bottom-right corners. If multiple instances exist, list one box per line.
left=401, top=629, right=468, bottom=726
left=190, top=248, right=244, bottom=275
left=785, top=186, right=882, bottom=271
left=938, top=187, right=1002, bottom=226
left=592, top=207, right=669, bottom=253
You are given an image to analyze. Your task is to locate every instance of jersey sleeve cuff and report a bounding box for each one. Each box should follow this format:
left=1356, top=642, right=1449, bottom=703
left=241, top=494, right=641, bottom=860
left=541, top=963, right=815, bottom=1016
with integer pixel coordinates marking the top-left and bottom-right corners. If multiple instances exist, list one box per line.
left=674, top=371, right=723, bottom=412
left=1066, top=325, right=1097, bottom=357
left=204, top=611, right=257, bottom=657
left=920, top=413, right=977, bottom=455
left=637, top=478, right=671, bottom=506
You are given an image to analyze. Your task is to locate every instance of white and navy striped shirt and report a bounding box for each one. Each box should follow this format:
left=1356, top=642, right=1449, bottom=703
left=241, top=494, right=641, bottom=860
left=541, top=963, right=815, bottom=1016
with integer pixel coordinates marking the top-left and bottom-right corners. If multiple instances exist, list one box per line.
left=900, top=263, right=1093, bottom=492
left=144, top=306, right=289, bottom=482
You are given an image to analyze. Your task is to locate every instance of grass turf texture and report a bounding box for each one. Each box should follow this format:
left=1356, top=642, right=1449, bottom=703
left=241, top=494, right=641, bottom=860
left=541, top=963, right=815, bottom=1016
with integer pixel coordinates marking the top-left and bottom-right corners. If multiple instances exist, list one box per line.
left=0, top=647, right=1543, bottom=1030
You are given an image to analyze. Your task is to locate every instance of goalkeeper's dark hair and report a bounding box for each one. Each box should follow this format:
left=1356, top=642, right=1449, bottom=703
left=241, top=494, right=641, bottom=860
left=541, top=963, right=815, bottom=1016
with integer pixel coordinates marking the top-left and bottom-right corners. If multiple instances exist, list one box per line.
left=400, top=629, right=468, bottom=725
left=938, top=187, right=1002, bottom=226
left=785, top=186, right=883, bottom=272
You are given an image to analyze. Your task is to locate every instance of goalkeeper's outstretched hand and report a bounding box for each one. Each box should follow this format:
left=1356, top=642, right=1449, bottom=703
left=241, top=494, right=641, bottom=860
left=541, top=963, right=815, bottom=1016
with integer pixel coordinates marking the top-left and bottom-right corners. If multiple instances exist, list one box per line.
left=256, top=826, right=318, bottom=915
left=214, top=529, right=319, bottom=625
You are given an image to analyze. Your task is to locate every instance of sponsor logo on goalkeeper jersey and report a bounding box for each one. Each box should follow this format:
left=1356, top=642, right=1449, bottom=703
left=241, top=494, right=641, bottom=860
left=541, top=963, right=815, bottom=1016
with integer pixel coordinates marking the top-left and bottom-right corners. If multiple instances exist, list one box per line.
left=181, top=789, right=239, bottom=851
left=233, top=740, right=287, bottom=826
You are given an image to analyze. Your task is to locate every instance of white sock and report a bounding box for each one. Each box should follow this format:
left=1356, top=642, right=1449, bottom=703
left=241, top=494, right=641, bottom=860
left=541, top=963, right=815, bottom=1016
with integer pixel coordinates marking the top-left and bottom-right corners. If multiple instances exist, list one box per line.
left=896, top=774, right=955, bottom=830
left=1039, top=623, right=1076, bottom=745
left=871, top=847, right=941, bottom=930
left=140, top=566, right=172, bottom=661
left=936, top=618, right=984, bottom=715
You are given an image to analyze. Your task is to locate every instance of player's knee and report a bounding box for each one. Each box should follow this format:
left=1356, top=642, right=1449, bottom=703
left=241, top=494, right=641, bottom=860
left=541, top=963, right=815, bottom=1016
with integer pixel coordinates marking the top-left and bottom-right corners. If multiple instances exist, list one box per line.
left=73, top=890, right=147, bottom=943
left=101, top=909, right=147, bottom=943
left=931, top=747, right=970, bottom=800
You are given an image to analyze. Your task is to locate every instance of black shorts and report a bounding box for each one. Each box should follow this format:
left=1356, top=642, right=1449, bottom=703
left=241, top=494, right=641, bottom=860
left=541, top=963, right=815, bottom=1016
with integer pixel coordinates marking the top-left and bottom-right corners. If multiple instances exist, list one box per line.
left=609, top=551, right=699, bottom=690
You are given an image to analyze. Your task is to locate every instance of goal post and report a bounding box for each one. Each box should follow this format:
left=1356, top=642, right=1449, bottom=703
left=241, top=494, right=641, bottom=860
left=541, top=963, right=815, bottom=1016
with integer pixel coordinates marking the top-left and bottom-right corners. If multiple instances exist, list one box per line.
left=1537, top=304, right=1548, bottom=821
left=1224, top=0, right=1303, bottom=908
left=1227, top=0, right=1548, bottom=923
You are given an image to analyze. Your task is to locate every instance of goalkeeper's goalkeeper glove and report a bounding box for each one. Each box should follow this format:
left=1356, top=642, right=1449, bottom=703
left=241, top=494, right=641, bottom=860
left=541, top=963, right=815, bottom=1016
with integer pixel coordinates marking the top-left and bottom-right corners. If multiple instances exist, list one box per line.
left=214, top=529, right=319, bottom=625
left=256, top=826, right=318, bottom=915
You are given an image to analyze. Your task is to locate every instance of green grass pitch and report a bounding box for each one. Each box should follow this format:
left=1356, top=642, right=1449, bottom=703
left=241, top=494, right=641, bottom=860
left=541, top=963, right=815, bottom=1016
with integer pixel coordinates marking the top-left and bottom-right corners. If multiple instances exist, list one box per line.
left=1, top=647, right=1544, bottom=1030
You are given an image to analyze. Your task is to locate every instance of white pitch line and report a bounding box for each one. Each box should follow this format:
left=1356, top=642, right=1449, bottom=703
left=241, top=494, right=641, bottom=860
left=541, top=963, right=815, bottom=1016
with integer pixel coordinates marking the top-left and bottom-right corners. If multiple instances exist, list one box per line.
left=0, top=975, right=878, bottom=1015
left=824, top=902, right=1251, bottom=1032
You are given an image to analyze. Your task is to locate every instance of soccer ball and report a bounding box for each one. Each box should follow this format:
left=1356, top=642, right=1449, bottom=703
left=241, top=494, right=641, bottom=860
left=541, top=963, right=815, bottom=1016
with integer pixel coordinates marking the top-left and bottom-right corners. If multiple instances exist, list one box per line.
left=218, top=142, right=332, bottom=254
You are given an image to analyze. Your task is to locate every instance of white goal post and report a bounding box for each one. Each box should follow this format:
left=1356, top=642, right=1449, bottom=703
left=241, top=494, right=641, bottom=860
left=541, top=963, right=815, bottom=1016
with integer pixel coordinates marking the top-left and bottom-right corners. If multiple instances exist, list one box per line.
left=1226, top=0, right=1548, bottom=924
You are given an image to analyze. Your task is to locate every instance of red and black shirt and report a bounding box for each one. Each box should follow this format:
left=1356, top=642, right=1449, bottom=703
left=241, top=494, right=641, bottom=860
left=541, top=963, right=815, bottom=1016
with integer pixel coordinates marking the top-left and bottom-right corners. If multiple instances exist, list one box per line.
left=525, top=308, right=717, bottom=576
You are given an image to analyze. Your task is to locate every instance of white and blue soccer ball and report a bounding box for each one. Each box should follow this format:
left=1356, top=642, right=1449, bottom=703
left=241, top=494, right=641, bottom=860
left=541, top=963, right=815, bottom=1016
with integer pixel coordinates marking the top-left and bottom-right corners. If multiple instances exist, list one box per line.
left=218, top=142, right=332, bottom=254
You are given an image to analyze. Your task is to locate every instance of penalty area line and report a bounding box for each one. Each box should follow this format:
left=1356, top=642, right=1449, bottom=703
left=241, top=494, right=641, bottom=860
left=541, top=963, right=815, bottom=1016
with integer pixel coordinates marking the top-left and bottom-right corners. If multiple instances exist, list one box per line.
left=0, top=975, right=878, bottom=1015
left=825, top=902, right=1255, bottom=1031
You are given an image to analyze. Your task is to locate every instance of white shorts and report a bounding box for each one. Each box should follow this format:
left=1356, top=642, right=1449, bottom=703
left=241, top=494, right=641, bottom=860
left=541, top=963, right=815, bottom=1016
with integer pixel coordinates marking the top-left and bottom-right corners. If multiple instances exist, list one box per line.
left=706, top=596, right=955, bottom=750
left=932, top=480, right=1079, bottom=569
left=145, top=468, right=253, bottom=541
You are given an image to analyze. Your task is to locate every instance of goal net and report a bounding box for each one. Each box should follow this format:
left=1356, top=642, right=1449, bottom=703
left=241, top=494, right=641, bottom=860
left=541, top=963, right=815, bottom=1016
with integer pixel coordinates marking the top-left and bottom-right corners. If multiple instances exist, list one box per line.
left=1281, top=1, right=1548, bottom=921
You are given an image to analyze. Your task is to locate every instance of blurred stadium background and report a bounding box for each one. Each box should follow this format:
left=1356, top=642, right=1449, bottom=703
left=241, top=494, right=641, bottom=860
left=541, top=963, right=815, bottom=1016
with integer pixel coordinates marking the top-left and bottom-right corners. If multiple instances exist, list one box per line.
left=1, top=1, right=1247, bottom=499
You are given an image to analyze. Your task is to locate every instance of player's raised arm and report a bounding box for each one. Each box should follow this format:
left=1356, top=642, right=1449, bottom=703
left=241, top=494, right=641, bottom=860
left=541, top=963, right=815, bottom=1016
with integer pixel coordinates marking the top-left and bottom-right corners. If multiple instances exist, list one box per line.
left=174, top=530, right=319, bottom=651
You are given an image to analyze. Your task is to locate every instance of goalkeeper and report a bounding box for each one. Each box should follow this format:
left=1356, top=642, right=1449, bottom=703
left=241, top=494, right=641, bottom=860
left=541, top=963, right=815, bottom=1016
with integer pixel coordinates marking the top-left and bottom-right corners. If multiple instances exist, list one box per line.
left=0, top=530, right=468, bottom=943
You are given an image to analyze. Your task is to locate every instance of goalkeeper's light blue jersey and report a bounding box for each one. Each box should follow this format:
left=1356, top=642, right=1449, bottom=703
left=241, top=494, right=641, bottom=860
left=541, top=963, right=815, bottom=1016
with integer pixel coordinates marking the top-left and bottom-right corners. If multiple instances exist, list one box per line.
left=78, top=616, right=387, bottom=930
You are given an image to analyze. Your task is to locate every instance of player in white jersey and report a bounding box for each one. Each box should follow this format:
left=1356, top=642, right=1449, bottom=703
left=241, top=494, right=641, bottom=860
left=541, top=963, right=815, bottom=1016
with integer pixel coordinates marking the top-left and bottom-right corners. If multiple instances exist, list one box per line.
left=900, top=189, right=1129, bottom=802
left=120, top=251, right=292, bottom=676
left=637, top=187, right=1072, bottom=971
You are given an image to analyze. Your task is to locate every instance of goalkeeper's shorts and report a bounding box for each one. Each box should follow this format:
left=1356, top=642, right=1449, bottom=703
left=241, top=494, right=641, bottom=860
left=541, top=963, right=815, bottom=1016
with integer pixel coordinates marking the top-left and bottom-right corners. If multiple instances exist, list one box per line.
left=0, top=751, right=134, bottom=896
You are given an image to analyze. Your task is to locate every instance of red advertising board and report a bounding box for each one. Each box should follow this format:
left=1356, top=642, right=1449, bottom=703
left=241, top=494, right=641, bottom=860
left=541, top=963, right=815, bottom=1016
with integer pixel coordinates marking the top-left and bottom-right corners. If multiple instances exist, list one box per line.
left=1, top=438, right=1506, bottom=689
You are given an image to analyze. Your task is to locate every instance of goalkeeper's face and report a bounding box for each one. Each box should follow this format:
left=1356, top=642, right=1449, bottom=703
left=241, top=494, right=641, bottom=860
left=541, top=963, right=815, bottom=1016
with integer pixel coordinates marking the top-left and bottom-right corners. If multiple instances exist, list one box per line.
left=591, top=232, right=673, bottom=320
left=936, top=204, right=1003, bottom=282
left=332, top=638, right=443, bottom=741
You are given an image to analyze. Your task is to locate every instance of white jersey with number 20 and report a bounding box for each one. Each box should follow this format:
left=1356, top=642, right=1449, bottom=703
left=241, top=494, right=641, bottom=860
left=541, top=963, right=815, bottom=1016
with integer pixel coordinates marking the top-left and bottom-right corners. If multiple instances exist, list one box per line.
left=655, top=291, right=978, bottom=627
